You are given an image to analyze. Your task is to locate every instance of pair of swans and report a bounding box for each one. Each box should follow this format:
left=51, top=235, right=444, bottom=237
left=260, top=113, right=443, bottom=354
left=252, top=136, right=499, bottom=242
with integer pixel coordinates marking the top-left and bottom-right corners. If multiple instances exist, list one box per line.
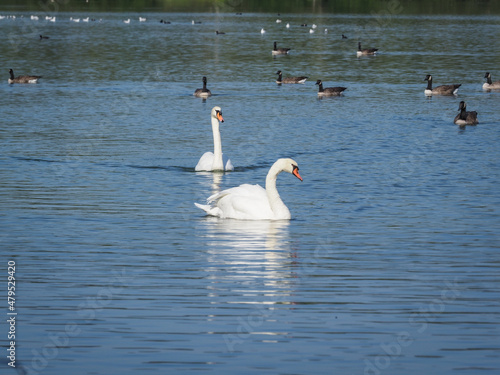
left=195, top=106, right=302, bottom=220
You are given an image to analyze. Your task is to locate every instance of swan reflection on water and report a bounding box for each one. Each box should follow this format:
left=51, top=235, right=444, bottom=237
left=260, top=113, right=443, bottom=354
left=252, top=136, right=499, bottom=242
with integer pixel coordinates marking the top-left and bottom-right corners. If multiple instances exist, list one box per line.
left=195, top=170, right=224, bottom=195
left=199, top=218, right=295, bottom=287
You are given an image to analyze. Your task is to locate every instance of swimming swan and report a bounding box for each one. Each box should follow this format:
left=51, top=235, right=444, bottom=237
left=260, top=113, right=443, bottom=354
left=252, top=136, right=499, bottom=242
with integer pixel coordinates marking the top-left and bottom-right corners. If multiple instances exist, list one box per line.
left=195, top=158, right=302, bottom=220
left=195, top=106, right=233, bottom=172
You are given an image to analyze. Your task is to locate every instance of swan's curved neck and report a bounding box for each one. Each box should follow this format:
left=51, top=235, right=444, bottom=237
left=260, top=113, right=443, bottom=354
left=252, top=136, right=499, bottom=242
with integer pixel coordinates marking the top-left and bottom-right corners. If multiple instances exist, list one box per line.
left=211, top=116, right=224, bottom=171
left=265, top=163, right=290, bottom=219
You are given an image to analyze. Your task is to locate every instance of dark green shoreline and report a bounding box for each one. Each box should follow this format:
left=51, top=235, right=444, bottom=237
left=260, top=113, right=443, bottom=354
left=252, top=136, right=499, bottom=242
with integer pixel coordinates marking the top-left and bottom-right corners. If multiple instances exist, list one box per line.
left=1, top=0, right=500, bottom=15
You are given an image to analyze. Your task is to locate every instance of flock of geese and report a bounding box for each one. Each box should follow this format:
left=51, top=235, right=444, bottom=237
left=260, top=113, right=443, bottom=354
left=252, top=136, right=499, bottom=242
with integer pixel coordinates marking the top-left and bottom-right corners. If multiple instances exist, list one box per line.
left=6, top=14, right=500, bottom=220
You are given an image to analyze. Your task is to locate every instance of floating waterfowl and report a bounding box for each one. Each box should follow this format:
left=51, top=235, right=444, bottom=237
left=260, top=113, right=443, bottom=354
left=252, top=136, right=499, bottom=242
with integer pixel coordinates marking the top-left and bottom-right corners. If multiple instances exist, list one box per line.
left=195, top=158, right=302, bottom=220
left=276, top=70, right=308, bottom=84
left=8, top=69, right=42, bottom=84
left=195, top=106, right=233, bottom=172
left=483, top=72, right=500, bottom=90
left=357, top=42, right=378, bottom=56
left=315, top=80, right=346, bottom=96
left=424, top=74, right=461, bottom=96
left=454, top=101, right=478, bottom=126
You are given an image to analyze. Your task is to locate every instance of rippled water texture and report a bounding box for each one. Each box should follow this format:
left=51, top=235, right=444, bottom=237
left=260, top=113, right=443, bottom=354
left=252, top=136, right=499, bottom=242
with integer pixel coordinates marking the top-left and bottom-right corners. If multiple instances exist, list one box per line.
left=1, top=10, right=500, bottom=375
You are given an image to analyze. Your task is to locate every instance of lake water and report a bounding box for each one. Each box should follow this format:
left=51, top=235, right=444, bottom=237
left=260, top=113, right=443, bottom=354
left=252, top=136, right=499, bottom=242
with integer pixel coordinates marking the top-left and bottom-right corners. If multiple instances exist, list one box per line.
left=1, top=9, right=500, bottom=375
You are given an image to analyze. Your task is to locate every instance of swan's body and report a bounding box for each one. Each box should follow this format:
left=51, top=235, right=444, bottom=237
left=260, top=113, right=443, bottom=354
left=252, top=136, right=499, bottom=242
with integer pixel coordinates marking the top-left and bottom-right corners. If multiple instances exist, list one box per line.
left=454, top=101, right=478, bottom=126
left=272, top=41, right=290, bottom=55
left=8, top=69, right=41, bottom=84
left=194, top=76, right=212, bottom=98
left=357, top=42, right=378, bottom=56
left=195, top=106, right=233, bottom=172
left=483, top=72, right=500, bottom=90
left=195, top=158, right=302, bottom=220
left=276, top=70, right=308, bottom=84
left=424, top=74, right=460, bottom=96
left=315, top=80, right=346, bottom=96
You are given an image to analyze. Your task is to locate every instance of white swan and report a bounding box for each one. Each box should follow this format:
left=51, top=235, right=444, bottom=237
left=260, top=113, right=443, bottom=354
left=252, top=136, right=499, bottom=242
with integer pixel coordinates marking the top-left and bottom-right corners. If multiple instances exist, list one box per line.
left=195, top=106, right=233, bottom=172
left=195, top=158, right=302, bottom=220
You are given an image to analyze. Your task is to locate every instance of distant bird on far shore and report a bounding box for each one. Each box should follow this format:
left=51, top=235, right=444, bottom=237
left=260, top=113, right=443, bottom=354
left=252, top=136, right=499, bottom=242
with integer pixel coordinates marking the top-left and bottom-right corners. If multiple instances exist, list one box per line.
left=39, top=34, right=49, bottom=39
left=342, top=34, right=348, bottom=39
left=261, top=28, right=266, bottom=34
left=215, top=30, right=225, bottom=35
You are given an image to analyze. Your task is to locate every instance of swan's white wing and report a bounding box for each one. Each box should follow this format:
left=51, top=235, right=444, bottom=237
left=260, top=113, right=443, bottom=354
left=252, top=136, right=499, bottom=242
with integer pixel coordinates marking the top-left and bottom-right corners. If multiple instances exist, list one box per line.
left=196, top=153, right=233, bottom=171
left=207, top=184, right=274, bottom=220
left=195, top=152, right=214, bottom=171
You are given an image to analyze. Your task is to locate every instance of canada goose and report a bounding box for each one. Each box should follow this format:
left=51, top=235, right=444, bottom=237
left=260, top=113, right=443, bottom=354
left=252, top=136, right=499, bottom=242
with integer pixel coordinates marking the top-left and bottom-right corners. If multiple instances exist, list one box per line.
left=194, top=76, right=211, bottom=97
left=39, top=35, right=49, bottom=39
left=272, top=42, right=290, bottom=55
left=357, top=42, right=378, bottom=56
left=315, top=80, right=346, bottom=96
left=276, top=70, right=308, bottom=84
left=424, top=74, right=461, bottom=96
left=215, top=30, right=225, bottom=35
left=483, top=72, right=500, bottom=90
left=8, top=69, right=42, bottom=84
left=454, top=101, right=478, bottom=126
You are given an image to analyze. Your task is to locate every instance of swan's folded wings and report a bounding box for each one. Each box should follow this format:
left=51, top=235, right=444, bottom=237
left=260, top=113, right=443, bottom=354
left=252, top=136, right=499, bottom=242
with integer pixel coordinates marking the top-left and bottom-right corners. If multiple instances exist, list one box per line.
left=205, top=184, right=274, bottom=219
left=195, top=152, right=234, bottom=172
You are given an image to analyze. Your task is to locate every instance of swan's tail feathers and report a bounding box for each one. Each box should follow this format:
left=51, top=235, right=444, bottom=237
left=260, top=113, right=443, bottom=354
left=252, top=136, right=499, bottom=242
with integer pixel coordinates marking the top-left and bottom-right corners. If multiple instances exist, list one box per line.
left=225, top=158, right=234, bottom=171
left=194, top=202, right=222, bottom=217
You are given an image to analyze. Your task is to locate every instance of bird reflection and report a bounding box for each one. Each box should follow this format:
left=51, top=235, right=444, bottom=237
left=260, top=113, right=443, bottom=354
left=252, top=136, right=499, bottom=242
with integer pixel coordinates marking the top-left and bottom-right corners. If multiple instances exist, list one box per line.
left=196, top=170, right=224, bottom=196
left=200, top=218, right=295, bottom=289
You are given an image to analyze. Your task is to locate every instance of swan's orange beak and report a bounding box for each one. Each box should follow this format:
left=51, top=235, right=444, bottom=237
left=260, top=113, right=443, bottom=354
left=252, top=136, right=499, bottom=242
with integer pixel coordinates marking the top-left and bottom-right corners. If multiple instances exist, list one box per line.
left=292, top=167, right=303, bottom=181
left=216, top=111, right=224, bottom=123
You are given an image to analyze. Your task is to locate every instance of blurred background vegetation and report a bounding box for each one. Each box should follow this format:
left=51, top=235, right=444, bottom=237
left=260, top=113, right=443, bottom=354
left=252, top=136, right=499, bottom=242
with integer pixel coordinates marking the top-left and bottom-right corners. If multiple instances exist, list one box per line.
left=1, top=0, right=499, bottom=14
